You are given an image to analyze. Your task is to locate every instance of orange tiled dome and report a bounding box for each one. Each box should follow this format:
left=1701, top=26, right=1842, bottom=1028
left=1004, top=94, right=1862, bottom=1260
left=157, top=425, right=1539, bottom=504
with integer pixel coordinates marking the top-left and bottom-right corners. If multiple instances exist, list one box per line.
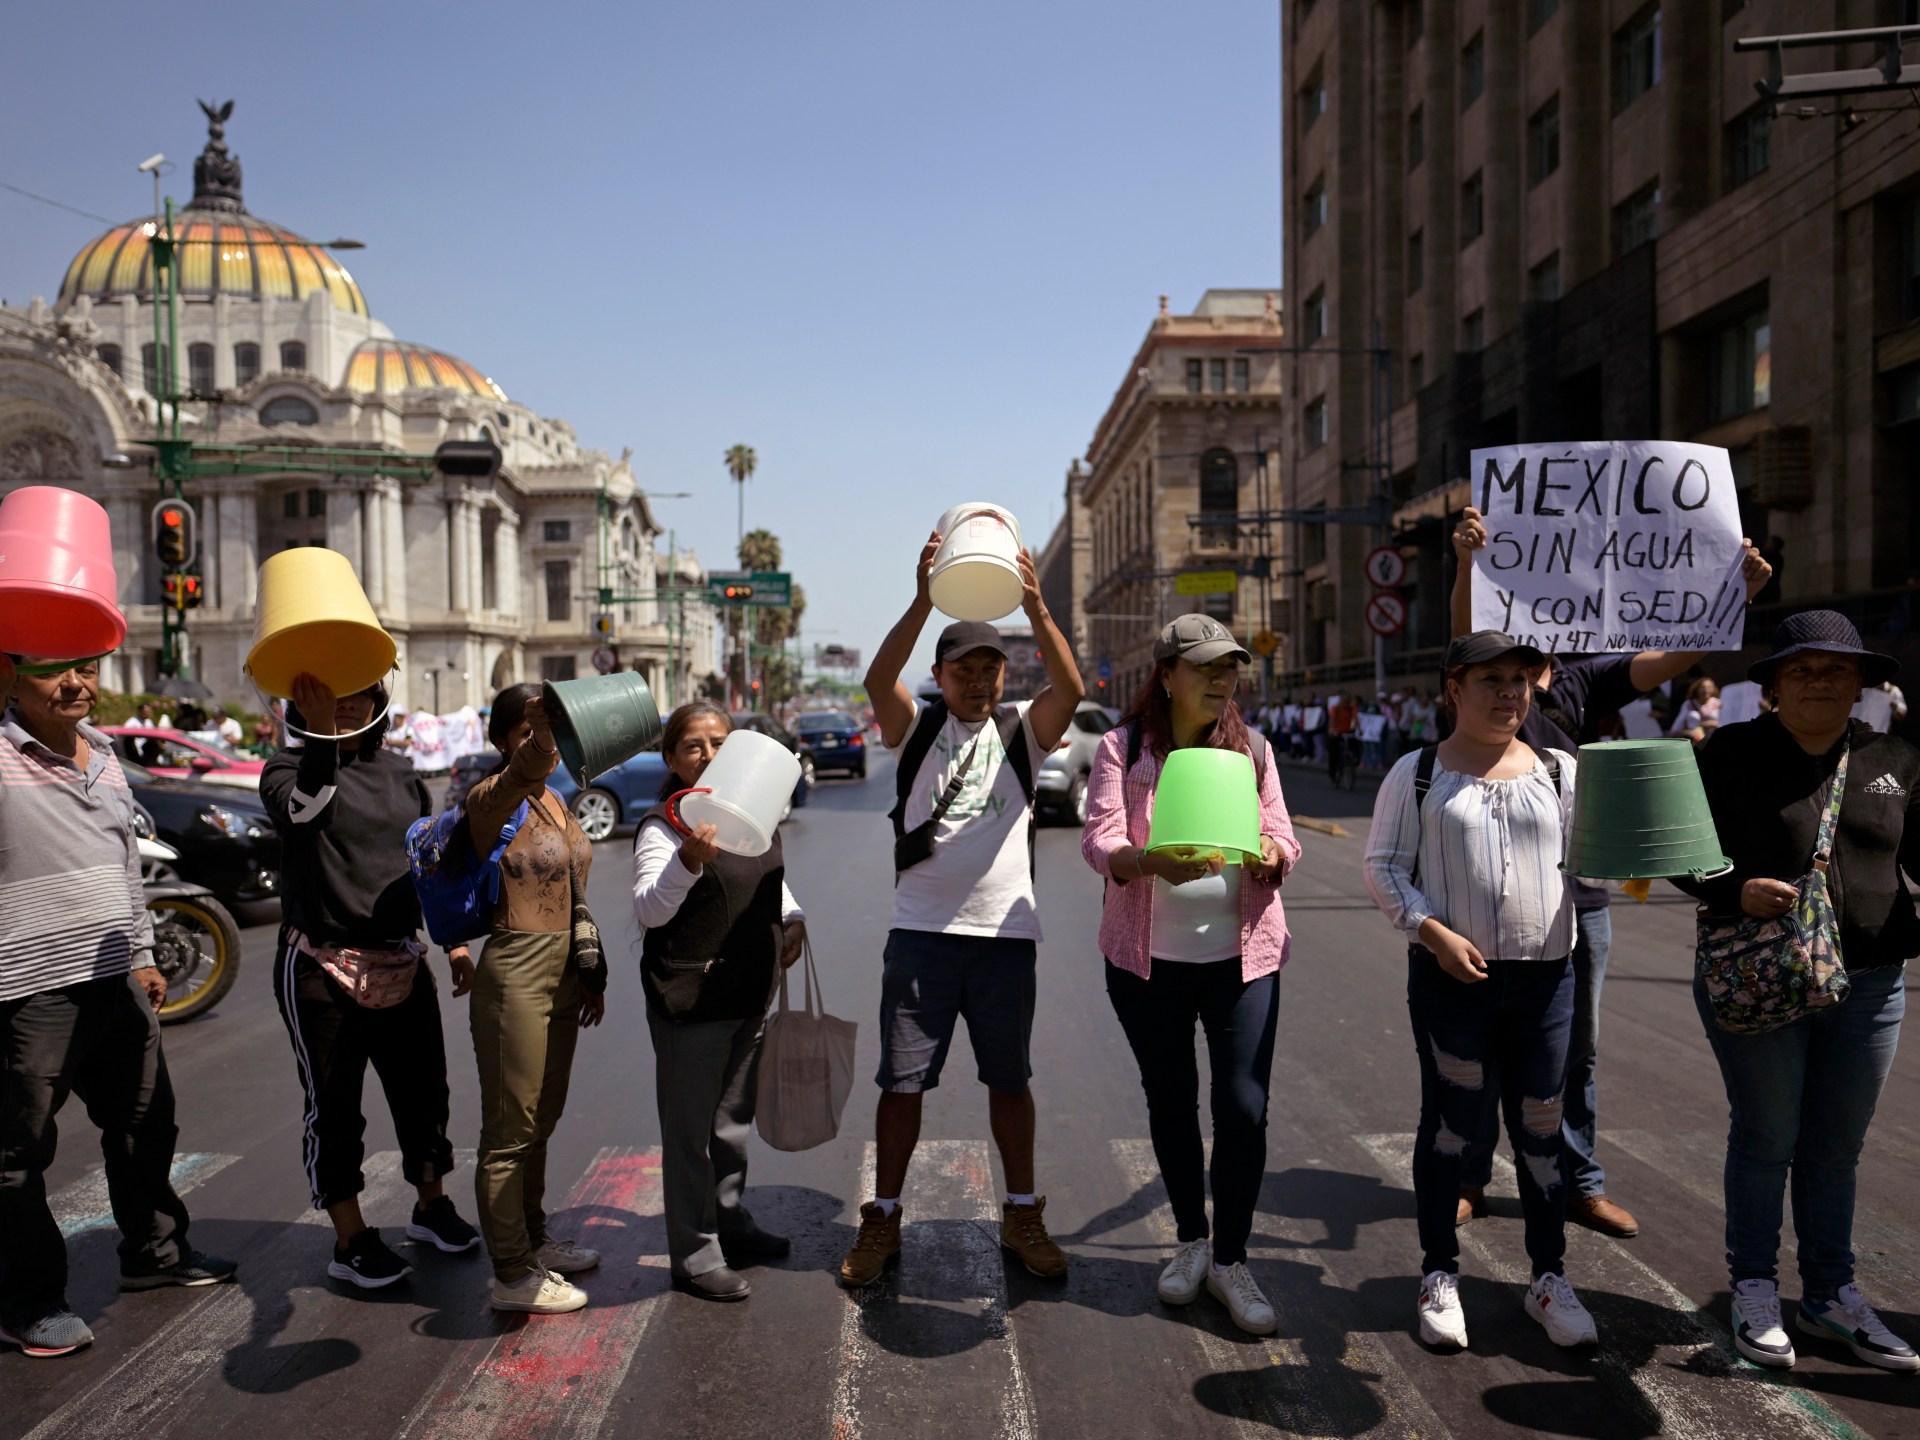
left=58, top=211, right=368, bottom=316
left=344, top=338, right=506, bottom=400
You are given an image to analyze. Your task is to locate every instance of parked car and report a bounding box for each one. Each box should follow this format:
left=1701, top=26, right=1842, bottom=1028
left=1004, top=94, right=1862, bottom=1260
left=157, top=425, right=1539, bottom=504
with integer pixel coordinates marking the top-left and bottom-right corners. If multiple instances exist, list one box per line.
left=102, top=727, right=265, bottom=791
left=730, top=712, right=815, bottom=806
left=444, top=751, right=496, bottom=812
left=793, top=710, right=867, bottom=778
left=120, top=758, right=282, bottom=907
left=544, top=744, right=675, bottom=842
left=1034, top=703, right=1121, bottom=826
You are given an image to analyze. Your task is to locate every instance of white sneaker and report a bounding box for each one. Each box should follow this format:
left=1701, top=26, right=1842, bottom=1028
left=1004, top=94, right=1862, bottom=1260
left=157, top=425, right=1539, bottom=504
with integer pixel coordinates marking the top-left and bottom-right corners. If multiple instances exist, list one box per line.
left=1798, top=1283, right=1920, bottom=1372
left=534, top=1238, right=600, bottom=1275
left=490, top=1268, right=588, bottom=1314
left=1157, top=1239, right=1211, bottom=1306
left=1417, top=1270, right=1468, bottom=1349
left=1205, top=1261, right=1278, bottom=1336
left=1732, top=1278, right=1795, bottom=1368
left=1525, top=1273, right=1598, bottom=1347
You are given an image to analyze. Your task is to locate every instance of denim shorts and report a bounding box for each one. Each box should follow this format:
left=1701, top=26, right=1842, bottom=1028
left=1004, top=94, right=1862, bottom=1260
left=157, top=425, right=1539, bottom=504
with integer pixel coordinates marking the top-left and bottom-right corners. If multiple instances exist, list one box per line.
left=875, top=929, right=1037, bottom=1094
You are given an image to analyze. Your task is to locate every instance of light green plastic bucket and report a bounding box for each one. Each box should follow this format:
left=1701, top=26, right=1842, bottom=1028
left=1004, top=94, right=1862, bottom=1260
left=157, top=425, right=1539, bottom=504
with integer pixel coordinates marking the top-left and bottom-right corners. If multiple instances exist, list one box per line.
left=1145, top=748, right=1263, bottom=865
left=1561, top=739, right=1731, bottom=881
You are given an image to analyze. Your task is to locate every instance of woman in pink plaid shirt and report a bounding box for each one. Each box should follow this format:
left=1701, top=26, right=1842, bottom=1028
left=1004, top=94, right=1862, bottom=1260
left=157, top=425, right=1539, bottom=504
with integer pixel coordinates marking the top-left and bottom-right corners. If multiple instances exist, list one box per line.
left=1081, top=614, right=1301, bottom=1336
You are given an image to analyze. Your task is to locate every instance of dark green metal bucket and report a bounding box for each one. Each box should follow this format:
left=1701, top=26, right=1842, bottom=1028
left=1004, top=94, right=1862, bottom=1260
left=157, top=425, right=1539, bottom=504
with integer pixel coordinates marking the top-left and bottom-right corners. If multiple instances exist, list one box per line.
left=542, top=672, right=663, bottom=786
left=1561, top=739, right=1732, bottom=881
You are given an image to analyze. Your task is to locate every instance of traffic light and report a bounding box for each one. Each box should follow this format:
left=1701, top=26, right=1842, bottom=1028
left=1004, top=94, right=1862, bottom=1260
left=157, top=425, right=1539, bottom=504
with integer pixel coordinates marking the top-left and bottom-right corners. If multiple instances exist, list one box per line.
left=722, top=583, right=754, bottom=602
left=151, top=499, right=196, bottom=566
left=161, top=573, right=203, bottom=612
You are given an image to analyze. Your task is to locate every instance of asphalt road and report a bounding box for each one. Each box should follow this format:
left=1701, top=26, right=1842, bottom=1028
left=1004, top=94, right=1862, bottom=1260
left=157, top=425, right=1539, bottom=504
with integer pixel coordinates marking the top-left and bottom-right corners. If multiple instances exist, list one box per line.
left=13, top=754, right=1920, bottom=1439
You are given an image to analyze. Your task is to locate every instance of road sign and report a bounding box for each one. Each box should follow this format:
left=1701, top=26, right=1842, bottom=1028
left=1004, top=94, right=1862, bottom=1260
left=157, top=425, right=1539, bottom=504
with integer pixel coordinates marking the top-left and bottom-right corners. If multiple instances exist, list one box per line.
left=1251, top=630, right=1280, bottom=657
left=591, top=646, right=617, bottom=674
left=1365, top=591, right=1408, bottom=637
left=1175, top=570, right=1239, bottom=596
left=706, top=570, right=793, bottom=607
left=1097, top=659, right=1113, bottom=681
left=1364, top=546, right=1407, bottom=589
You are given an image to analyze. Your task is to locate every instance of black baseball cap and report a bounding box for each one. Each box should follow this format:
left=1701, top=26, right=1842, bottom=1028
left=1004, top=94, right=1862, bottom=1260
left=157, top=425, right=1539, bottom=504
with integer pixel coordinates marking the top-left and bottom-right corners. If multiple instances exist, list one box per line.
left=1443, top=630, right=1548, bottom=670
left=1154, top=613, right=1252, bottom=666
left=935, top=621, right=1008, bottom=665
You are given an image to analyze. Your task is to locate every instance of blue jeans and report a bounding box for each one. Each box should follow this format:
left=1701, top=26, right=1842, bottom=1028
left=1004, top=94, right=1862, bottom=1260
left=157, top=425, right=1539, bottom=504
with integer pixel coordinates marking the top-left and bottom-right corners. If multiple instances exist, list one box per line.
left=1408, top=950, right=1575, bottom=1278
left=1691, top=962, right=1906, bottom=1301
left=1463, top=906, right=1611, bottom=1197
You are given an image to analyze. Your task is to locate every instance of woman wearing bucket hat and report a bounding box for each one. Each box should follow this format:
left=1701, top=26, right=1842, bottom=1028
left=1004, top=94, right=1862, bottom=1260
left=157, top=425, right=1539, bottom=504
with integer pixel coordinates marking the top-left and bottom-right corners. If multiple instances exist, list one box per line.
left=1672, top=611, right=1920, bottom=1371
left=631, top=701, right=807, bottom=1302
left=1364, top=631, right=1599, bottom=1352
left=462, top=682, right=608, bottom=1315
left=1081, top=614, right=1301, bottom=1336
left=261, top=676, right=482, bottom=1291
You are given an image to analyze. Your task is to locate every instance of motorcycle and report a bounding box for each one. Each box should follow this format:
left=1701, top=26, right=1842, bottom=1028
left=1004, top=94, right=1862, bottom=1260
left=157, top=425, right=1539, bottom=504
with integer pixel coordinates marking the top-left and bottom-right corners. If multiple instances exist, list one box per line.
left=138, top=819, right=243, bottom=1024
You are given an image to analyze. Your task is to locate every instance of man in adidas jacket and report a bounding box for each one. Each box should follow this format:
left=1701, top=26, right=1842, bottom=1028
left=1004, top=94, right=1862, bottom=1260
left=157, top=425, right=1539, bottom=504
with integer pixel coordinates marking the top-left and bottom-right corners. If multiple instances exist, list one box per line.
left=838, top=532, right=1084, bottom=1288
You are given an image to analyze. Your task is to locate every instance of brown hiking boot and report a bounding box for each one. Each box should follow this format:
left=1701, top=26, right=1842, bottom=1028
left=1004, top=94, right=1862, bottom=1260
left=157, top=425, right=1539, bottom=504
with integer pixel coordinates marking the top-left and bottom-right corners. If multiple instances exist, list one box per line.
left=1568, top=1194, right=1640, bottom=1238
left=839, top=1203, right=902, bottom=1288
left=1456, top=1187, right=1486, bottom=1224
left=1001, top=1198, right=1068, bottom=1278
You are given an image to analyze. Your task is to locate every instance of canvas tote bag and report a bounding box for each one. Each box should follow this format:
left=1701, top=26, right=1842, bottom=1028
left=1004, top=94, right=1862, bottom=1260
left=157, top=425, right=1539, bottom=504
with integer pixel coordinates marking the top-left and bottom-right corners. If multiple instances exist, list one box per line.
left=755, top=937, right=857, bottom=1152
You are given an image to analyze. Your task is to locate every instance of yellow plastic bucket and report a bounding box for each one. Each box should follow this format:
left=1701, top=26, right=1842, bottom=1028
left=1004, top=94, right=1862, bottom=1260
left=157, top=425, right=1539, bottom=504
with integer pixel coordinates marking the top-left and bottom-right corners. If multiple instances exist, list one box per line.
left=246, top=548, right=395, bottom=699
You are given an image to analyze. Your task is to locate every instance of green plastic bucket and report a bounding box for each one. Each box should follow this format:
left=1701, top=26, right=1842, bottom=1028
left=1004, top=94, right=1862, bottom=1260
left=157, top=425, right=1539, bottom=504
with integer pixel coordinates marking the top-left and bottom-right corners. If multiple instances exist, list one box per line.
left=543, top=671, right=663, bottom=786
left=1145, top=748, right=1263, bottom=865
left=1561, top=739, right=1731, bottom=881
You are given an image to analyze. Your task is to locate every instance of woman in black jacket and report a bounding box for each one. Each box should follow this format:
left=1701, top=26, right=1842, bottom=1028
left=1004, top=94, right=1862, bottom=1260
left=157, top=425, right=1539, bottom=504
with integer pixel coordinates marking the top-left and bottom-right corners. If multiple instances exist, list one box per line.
left=631, top=702, right=806, bottom=1301
left=261, top=675, right=480, bottom=1290
left=1680, top=612, right=1919, bottom=1373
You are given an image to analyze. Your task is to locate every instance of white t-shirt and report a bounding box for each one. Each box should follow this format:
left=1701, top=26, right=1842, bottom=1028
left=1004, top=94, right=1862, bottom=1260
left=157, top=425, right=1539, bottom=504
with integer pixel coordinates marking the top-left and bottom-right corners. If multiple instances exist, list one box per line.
left=1149, top=868, right=1242, bottom=963
left=889, top=700, right=1047, bottom=940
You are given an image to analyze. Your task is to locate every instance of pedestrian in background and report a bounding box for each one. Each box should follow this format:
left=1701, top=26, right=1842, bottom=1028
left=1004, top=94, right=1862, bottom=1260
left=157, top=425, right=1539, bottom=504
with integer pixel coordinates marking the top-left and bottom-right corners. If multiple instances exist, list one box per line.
left=0, top=655, right=235, bottom=1359
left=463, top=683, right=607, bottom=1315
left=1081, top=615, right=1300, bottom=1336
left=1363, top=631, right=1597, bottom=1352
left=1675, top=613, right=1919, bottom=1372
left=839, top=533, right=1084, bottom=1290
left=261, top=675, right=480, bottom=1292
left=633, top=701, right=806, bottom=1302
left=1669, top=678, right=1721, bottom=741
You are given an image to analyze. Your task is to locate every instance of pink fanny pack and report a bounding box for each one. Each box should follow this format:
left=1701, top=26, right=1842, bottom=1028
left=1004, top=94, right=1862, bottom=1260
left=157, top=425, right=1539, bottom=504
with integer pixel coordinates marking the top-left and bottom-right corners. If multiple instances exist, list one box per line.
left=300, top=932, right=426, bottom=1009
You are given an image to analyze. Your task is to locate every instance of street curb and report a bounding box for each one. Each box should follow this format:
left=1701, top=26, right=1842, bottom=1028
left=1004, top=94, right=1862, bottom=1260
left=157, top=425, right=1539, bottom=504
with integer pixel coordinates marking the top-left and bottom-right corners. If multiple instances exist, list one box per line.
left=1293, top=816, right=1351, bottom=838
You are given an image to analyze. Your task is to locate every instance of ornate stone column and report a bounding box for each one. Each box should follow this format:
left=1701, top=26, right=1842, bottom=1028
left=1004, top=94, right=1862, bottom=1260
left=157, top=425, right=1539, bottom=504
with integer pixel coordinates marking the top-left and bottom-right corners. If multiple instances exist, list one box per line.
left=362, top=487, right=385, bottom=608
left=448, top=495, right=470, bottom=613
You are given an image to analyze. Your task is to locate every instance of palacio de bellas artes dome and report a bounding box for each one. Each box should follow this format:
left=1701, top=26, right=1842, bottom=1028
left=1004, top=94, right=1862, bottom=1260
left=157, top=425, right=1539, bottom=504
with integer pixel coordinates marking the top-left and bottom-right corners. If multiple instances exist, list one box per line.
left=0, top=101, right=718, bottom=712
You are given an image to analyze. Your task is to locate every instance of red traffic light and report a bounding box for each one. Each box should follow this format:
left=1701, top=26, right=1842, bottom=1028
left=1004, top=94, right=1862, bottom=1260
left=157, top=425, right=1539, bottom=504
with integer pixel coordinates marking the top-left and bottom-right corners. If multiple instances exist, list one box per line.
left=723, top=584, right=754, bottom=601
left=151, top=498, right=195, bottom=566
left=161, top=507, right=183, bottom=526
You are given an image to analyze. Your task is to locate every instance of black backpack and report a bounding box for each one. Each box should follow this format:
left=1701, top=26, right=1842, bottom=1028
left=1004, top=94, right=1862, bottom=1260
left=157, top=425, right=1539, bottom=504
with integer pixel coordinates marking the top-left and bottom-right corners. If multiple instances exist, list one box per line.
left=890, top=700, right=1036, bottom=879
left=1408, top=742, right=1562, bottom=885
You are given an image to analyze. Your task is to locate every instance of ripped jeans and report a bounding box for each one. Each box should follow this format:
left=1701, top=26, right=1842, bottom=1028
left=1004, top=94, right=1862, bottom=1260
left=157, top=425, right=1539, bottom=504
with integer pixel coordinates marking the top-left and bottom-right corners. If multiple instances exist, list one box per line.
left=1407, top=948, right=1575, bottom=1278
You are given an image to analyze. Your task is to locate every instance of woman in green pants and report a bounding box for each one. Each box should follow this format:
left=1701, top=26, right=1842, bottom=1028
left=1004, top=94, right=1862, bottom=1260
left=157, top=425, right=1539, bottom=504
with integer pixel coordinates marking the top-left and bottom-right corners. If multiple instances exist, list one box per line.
left=463, top=683, right=608, bottom=1314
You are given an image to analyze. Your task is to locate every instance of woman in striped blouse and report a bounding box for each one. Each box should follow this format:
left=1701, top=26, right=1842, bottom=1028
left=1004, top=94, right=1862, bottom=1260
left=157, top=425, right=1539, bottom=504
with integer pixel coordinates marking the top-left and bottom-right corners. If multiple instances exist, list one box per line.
left=1363, top=631, right=1597, bottom=1353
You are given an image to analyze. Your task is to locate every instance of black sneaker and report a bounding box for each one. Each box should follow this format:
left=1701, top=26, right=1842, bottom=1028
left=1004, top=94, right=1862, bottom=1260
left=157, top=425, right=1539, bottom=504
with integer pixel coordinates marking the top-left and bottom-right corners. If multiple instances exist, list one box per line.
left=119, top=1248, right=239, bottom=1291
left=405, top=1196, right=482, bottom=1254
left=326, top=1228, right=413, bottom=1289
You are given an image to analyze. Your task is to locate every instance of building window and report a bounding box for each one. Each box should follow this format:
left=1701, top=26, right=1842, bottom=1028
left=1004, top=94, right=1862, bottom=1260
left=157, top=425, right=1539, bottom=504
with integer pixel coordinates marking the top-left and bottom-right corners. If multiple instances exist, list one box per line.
left=279, top=340, right=306, bottom=372
left=307, top=487, right=327, bottom=518
left=1304, top=178, right=1328, bottom=236
left=539, top=655, right=578, bottom=683
left=543, top=519, right=571, bottom=543
left=1710, top=307, right=1771, bottom=421
left=1409, top=353, right=1425, bottom=393
left=282, top=490, right=300, bottom=520
left=1461, top=31, right=1485, bottom=109
left=259, top=395, right=319, bottom=426
left=1725, top=103, right=1771, bottom=189
left=188, top=343, right=215, bottom=396
left=1530, top=252, right=1562, bottom=301
left=1300, top=65, right=1328, bottom=132
left=234, top=342, right=260, bottom=386
left=1461, top=171, right=1485, bottom=246
left=141, top=342, right=169, bottom=395
left=1232, top=358, right=1251, bottom=392
left=97, top=343, right=122, bottom=378
left=1186, top=358, right=1204, bottom=393
left=1528, top=97, right=1561, bottom=186
left=1208, top=358, right=1227, bottom=393
left=1408, top=229, right=1425, bottom=292
left=1614, top=4, right=1661, bottom=113
left=1199, top=449, right=1239, bottom=548
left=1407, top=105, right=1424, bottom=169
left=545, top=560, right=571, bottom=623
left=1529, top=0, right=1560, bottom=31
left=1462, top=308, right=1486, bottom=352
left=1306, top=288, right=1328, bottom=342
left=1305, top=397, right=1329, bottom=450
left=1614, top=180, right=1661, bottom=257
left=1407, top=0, right=1423, bottom=46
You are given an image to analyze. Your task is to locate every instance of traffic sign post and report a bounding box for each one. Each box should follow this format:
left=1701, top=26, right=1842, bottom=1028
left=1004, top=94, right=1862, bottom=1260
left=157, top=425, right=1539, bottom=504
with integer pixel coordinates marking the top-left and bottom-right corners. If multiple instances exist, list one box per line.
left=706, top=570, right=793, bottom=607
left=1364, top=545, right=1407, bottom=589
left=590, top=646, right=617, bottom=675
left=1175, top=570, right=1239, bottom=597
left=1365, top=591, right=1407, bottom=637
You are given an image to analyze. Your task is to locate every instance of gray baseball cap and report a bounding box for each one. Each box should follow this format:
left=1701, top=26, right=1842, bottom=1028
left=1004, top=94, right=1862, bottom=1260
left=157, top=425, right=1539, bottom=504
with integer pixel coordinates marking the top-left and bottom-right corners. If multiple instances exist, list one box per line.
left=1154, top=613, right=1252, bottom=666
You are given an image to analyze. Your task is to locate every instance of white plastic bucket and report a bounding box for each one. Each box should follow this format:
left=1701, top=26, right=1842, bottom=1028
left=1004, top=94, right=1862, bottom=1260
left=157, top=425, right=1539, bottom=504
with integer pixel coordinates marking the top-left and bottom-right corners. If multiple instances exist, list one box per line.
left=673, top=729, right=801, bottom=857
left=928, top=503, right=1023, bottom=622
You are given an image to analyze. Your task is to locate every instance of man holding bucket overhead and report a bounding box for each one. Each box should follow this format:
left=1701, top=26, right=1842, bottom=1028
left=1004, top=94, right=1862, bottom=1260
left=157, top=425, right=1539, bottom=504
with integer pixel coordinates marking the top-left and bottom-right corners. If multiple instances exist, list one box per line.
left=839, top=533, right=1085, bottom=1288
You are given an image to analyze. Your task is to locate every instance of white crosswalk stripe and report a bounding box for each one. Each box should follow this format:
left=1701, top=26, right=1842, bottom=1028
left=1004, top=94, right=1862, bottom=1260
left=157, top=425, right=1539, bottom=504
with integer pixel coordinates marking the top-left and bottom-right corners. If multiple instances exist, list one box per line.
left=47, top=1151, right=240, bottom=1238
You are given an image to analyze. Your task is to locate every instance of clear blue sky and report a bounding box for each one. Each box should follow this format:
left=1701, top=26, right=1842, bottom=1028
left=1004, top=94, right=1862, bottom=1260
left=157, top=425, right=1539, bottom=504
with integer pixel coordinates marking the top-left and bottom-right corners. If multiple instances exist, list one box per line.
left=1, top=0, right=1280, bottom=681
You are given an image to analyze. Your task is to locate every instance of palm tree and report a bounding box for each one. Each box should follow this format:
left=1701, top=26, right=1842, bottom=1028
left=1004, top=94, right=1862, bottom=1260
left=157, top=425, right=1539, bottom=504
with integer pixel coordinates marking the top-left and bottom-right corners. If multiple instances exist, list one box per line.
left=723, top=444, right=757, bottom=707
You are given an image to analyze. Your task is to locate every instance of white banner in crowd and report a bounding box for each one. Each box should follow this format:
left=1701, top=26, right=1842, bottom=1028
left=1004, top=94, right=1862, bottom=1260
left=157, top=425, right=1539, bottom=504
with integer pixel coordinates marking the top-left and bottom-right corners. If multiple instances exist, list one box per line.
left=397, top=706, right=485, bottom=771
left=1469, top=440, right=1750, bottom=654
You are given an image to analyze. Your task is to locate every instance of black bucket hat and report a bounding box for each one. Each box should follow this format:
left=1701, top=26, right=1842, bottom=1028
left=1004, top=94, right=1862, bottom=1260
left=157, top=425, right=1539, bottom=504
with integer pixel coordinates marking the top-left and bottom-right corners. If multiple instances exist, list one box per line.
left=1748, top=610, right=1898, bottom=688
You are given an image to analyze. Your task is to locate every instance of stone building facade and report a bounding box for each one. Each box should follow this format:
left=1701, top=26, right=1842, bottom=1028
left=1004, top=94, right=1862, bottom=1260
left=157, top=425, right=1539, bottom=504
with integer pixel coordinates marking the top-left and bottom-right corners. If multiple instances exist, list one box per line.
left=1284, top=0, right=1920, bottom=681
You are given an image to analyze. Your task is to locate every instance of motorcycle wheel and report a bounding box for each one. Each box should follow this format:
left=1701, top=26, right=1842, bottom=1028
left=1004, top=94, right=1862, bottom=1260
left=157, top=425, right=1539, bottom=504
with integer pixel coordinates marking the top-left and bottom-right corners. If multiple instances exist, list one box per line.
left=151, top=894, right=242, bottom=1025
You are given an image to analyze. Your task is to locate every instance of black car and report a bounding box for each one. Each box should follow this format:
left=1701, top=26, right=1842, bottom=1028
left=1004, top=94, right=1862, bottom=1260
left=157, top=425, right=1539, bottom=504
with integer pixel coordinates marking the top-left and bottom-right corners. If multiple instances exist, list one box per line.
left=445, top=751, right=495, bottom=812
left=793, top=710, right=868, bottom=778
left=121, top=758, right=282, bottom=907
left=730, top=712, right=813, bottom=806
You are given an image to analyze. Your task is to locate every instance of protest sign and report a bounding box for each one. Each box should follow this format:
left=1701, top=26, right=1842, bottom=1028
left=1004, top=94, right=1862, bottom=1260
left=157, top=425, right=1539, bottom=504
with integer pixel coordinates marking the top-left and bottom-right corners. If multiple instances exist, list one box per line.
left=1468, top=440, right=1749, bottom=654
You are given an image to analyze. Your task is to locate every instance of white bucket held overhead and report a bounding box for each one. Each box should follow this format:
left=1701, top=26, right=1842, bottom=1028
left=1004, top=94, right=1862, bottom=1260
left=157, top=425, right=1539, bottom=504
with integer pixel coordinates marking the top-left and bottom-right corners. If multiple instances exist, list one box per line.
left=928, top=502, right=1024, bottom=623
left=670, top=728, right=801, bottom=858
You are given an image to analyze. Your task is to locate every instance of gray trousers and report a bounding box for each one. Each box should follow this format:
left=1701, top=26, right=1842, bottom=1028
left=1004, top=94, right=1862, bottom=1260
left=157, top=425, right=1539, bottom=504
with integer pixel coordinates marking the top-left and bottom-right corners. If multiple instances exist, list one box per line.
left=647, top=1009, right=765, bottom=1278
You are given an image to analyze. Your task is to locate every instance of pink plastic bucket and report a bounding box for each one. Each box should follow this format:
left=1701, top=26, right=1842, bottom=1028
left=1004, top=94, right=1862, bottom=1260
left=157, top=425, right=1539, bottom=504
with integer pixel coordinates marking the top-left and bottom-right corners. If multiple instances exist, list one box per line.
left=0, top=486, right=127, bottom=658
